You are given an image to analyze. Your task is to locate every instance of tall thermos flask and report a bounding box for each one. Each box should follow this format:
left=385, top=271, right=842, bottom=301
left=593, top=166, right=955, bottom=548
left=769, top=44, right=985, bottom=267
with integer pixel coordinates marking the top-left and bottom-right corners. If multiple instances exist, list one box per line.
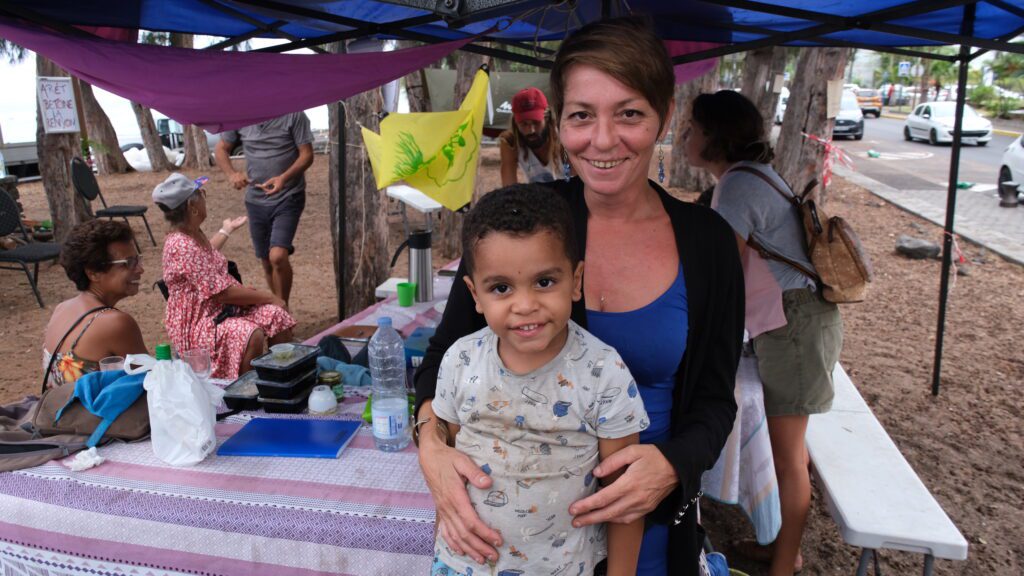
left=390, top=229, right=433, bottom=302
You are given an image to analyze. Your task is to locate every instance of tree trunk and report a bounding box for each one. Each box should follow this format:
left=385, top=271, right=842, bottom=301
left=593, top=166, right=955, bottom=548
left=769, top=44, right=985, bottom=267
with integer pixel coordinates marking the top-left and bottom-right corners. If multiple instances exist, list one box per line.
left=131, top=101, right=173, bottom=171
left=398, top=41, right=433, bottom=114
left=741, top=46, right=788, bottom=137
left=437, top=51, right=487, bottom=260
left=78, top=80, right=133, bottom=174
left=186, top=124, right=212, bottom=169
left=669, top=58, right=720, bottom=192
left=332, top=88, right=388, bottom=318
left=36, top=56, right=91, bottom=244
left=773, top=47, right=850, bottom=204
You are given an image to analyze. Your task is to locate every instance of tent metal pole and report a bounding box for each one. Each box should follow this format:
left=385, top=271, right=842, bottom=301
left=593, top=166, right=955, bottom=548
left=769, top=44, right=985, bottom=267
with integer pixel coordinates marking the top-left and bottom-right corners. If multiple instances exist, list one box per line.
left=932, top=2, right=976, bottom=396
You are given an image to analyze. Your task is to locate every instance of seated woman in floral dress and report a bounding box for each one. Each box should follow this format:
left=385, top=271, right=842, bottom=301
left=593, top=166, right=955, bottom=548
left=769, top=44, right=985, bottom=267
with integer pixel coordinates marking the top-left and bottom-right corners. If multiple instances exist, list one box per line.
left=154, top=173, right=295, bottom=379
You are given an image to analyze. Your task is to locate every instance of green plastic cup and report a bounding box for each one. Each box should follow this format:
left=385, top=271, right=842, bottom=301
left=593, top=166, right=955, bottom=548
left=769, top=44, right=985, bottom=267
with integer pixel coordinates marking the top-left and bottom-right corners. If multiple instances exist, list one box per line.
left=397, top=282, right=417, bottom=307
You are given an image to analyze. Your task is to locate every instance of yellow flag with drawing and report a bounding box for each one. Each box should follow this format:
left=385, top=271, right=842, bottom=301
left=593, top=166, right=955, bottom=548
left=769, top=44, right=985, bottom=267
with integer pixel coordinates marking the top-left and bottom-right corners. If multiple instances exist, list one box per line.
left=362, top=69, right=489, bottom=211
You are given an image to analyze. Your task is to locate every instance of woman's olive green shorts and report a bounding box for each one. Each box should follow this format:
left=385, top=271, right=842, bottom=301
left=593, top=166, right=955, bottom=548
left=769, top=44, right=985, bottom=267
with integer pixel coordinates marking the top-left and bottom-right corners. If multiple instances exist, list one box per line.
left=752, top=287, right=843, bottom=417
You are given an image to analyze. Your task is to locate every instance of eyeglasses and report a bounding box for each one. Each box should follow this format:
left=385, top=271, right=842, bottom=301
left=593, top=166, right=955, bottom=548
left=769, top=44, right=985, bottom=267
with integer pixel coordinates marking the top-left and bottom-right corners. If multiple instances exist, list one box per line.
left=108, top=255, right=143, bottom=269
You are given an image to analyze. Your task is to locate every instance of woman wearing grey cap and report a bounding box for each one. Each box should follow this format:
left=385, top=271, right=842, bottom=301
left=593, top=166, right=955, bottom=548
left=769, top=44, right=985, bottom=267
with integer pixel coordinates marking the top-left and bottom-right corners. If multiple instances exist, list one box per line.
left=154, top=173, right=295, bottom=379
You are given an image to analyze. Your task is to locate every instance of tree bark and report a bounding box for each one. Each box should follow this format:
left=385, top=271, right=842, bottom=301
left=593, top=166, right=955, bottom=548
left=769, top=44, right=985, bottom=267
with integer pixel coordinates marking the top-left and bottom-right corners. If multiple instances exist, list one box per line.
left=78, top=80, right=133, bottom=175
left=773, top=47, right=849, bottom=204
left=131, top=101, right=173, bottom=171
left=740, top=46, right=788, bottom=137
left=332, top=88, right=388, bottom=318
left=36, top=56, right=91, bottom=244
left=669, top=59, right=720, bottom=192
left=437, top=52, right=488, bottom=260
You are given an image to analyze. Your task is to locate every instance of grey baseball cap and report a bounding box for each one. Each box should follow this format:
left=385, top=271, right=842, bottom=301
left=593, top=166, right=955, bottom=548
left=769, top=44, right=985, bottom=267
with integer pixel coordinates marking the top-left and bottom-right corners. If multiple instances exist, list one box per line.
left=152, top=173, right=208, bottom=209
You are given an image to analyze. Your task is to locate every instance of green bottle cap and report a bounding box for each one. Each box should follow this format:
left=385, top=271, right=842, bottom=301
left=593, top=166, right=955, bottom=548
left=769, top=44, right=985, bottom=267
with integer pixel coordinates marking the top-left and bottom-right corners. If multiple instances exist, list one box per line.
left=154, top=343, right=172, bottom=360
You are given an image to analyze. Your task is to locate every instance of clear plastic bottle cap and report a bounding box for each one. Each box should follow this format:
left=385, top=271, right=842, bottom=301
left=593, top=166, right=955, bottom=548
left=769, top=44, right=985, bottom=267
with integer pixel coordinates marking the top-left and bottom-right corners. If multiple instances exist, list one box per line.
left=377, top=316, right=392, bottom=327
left=154, top=343, right=172, bottom=360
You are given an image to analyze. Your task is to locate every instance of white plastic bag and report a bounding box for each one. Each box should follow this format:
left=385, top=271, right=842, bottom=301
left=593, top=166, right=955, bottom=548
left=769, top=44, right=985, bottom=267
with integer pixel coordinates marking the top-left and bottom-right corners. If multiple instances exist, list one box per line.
left=125, top=353, right=225, bottom=466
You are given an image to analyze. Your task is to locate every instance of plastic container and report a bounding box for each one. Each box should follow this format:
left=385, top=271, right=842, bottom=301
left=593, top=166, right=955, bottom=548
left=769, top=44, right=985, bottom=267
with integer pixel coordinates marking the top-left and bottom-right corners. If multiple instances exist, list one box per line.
left=253, top=367, right=317, bottom=399
left=258, top=386, right=313, bottom=414
left=368, top=317, right=410, bottom=451
left=223, top=371, right=260, bottom=411
left=249, top=343, right=318, bottom=382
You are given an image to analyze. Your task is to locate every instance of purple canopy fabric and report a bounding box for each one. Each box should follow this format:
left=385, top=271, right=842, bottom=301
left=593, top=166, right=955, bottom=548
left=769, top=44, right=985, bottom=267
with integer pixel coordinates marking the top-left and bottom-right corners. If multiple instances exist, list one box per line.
left=0, top=17, right=471, bottom=132
left=667, top=41, right=720, bottom=84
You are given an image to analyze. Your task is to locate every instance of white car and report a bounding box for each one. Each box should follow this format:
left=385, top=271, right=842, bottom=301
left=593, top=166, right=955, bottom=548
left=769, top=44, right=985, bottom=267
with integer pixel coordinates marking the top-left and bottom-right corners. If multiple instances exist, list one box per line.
left=998, top=135, right=1024, bottom=197
left=903, top=102, right=993, bottom=146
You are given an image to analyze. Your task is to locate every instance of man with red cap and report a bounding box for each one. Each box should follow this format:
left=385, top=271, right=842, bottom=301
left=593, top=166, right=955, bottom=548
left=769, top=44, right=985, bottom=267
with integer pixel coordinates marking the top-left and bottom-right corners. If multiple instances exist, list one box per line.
left=499, top=87, right=561, bottom=185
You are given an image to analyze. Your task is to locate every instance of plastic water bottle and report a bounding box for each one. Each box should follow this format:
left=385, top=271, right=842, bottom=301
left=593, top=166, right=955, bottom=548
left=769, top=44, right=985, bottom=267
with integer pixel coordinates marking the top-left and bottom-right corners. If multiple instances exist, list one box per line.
left=369, top=317, right=410, bottom=451
left=0, top=149, right=7, bottom=178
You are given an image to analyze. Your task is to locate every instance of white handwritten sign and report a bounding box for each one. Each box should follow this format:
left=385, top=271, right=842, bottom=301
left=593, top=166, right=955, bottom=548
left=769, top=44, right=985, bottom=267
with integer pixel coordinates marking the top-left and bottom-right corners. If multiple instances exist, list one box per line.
left=37, top=77, right=80, bottom=134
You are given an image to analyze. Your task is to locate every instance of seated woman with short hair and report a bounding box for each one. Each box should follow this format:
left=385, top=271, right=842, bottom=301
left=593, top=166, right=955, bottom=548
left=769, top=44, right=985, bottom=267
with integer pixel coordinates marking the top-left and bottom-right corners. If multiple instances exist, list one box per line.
left=154, top=173, right=295, bottom=380
left=42, top=220, right=148, bottom=389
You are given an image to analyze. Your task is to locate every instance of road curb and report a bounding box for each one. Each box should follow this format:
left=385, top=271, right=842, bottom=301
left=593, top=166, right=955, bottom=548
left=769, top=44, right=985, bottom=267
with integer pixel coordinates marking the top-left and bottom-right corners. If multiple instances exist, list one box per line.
left=834, top=165, right=1024, bottom=266
left=879, top=112, right=1021, bottom=137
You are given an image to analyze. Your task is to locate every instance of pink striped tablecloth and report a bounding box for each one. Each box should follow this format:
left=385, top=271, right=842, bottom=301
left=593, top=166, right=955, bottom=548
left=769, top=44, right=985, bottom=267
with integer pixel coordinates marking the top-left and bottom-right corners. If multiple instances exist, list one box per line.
left=0, top=402, right=434, bottom=576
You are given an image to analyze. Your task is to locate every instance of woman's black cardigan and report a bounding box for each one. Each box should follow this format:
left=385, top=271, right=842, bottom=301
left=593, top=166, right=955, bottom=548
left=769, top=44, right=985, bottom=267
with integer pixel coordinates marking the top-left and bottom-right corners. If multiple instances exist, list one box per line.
left=413, top=177, right=744, bottom=574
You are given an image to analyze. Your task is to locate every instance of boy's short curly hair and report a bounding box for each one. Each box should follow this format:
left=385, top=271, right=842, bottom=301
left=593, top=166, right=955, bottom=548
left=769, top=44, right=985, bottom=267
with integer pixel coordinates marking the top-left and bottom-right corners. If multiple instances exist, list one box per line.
left=60, top=219, right=135, bottom=291
left=461, top=184, right=578, bottom=276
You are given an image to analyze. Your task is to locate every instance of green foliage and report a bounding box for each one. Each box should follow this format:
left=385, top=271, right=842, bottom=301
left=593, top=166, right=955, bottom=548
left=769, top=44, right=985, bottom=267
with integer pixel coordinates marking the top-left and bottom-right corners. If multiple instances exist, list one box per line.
left=970, top=85, right=996, bottom=108
left=0, top=39, right=27, bottom=64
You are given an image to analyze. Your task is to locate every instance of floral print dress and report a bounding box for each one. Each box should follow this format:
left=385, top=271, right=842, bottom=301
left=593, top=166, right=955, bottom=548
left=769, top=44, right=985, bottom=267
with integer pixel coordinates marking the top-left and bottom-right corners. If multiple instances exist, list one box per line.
left=162, top=232, right=295, bottom=379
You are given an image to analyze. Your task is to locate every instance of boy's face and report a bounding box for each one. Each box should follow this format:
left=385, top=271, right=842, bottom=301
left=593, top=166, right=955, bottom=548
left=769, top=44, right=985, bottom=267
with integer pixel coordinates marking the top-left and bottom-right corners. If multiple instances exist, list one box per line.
left=464, top=230, right=583, bottom=374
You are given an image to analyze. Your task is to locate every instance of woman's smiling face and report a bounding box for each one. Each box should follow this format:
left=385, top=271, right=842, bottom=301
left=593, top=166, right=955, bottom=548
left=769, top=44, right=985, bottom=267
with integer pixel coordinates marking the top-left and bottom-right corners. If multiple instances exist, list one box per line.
left=558, top=64, right=669, bottom=199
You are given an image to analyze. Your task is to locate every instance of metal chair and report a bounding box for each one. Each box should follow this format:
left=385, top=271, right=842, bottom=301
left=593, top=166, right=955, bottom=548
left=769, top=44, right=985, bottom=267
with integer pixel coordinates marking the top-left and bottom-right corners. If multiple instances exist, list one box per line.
left=70, top=157, right=156, bottom=251
left=0, top=189, right=61, bottom=308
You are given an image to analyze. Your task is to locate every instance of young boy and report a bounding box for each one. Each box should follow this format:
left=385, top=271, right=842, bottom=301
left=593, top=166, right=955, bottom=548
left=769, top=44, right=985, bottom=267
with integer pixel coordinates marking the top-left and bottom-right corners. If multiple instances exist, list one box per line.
left=430, top=185, right=649, bottom=576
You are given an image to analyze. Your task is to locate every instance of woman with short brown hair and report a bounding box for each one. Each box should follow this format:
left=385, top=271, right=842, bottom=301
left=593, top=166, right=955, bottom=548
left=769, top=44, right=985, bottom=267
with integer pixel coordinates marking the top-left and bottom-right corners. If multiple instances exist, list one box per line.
left=416, top=17, right=744, bottom=576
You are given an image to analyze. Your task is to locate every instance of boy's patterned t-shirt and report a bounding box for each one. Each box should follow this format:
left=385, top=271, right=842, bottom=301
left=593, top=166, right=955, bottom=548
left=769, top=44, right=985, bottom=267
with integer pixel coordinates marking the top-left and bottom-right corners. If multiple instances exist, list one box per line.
left=432, top=321, right=649, bottom=575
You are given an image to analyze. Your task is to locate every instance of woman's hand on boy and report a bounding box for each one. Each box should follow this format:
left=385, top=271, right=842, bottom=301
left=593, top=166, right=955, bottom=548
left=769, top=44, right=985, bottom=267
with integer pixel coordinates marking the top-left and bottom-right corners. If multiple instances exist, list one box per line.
left=569, top=444, right=678, bottom=526
left=418, top=404, right=502, bottom=564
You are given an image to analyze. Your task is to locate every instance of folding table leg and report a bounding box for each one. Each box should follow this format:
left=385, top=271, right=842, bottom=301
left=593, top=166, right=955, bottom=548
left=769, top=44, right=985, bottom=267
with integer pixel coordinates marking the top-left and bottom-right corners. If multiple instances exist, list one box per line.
left=855, top=548, right=873, bottom=576
left=923, top=554, right=934, bottom=576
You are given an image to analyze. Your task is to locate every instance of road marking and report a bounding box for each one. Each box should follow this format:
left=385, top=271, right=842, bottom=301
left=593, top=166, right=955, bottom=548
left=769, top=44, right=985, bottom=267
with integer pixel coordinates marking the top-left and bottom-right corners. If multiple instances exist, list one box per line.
left=865, top=151, right=935, bottom=161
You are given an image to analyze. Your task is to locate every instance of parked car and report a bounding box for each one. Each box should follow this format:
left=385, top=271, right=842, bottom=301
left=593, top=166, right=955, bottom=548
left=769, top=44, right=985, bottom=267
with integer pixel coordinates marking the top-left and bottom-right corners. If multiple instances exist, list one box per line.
left=833, top=90, right=864, bottom=140
left=903, top=101, right=992, bottom=146
left=774, top=86, right=789, bottom=124
left=856, top=89, right=883, bottom=117
left=998, top=135, right=1024, bottom=200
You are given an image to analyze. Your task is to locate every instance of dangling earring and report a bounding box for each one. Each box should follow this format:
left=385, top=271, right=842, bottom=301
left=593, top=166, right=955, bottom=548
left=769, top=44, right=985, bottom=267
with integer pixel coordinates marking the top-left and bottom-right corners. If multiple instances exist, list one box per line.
left=657, top=144, right=665, bottom=184
left=562, top=149, right=571, bottom=181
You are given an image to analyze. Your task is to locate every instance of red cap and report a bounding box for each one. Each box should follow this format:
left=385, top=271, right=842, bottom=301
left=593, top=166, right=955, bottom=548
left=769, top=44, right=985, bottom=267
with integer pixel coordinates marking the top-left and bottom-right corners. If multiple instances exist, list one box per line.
left=512, top=87, right=548, bottom=123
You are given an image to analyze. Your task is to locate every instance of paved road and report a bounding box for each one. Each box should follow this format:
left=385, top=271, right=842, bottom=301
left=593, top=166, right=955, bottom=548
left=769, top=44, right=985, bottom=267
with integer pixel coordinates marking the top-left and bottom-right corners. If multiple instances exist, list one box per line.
left=818, top=116, right=1024, bottom=264
left=835, top=116, right=1014, bottom=195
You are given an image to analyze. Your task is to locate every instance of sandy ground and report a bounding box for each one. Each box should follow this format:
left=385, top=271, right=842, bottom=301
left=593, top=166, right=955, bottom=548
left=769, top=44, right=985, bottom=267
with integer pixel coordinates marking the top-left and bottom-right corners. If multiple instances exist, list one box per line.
left=0, top=146, right=1020, bottom=575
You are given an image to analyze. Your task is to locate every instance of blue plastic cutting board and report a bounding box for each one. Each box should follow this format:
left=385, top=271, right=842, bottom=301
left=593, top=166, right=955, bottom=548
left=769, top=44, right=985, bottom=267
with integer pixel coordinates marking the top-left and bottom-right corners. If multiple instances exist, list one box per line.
left=217, top=418, right=361, bottom=459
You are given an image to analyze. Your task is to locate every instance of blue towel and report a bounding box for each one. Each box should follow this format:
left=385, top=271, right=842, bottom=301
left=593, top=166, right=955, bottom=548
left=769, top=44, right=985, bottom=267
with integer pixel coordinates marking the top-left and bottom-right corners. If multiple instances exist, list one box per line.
left=317, top=356, right=372, bottom=387
left=56, top=369, right=147, bottom=447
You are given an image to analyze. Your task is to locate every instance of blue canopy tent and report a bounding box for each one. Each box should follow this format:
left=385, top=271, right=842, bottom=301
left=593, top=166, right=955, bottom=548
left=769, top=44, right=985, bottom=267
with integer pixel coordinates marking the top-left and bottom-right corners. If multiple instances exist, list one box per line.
left=3, top=0, right=1022, bottom=397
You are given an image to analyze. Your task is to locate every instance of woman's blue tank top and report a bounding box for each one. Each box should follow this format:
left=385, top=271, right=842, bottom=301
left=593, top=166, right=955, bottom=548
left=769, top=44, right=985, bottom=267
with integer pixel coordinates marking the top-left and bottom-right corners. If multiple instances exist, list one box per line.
left=586, top=264, right=688, bottom=576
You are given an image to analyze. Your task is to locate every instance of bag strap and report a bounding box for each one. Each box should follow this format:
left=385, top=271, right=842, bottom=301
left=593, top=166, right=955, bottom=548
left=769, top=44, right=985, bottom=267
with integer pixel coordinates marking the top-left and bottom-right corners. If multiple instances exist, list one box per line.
left=42, top=306, right=114, bottom=395
left=725, top=165, right=822, bottom=283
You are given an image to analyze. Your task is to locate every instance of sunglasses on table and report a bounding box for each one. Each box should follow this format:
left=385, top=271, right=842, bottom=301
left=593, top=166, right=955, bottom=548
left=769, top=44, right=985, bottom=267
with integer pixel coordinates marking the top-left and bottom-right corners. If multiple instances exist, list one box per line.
left=108, top=255, right=143, bottom=269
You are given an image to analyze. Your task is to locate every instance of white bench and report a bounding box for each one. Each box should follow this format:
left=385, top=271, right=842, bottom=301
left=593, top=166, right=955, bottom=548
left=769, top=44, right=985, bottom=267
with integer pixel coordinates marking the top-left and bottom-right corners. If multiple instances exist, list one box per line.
left=806, top=365, right=969, bottom=575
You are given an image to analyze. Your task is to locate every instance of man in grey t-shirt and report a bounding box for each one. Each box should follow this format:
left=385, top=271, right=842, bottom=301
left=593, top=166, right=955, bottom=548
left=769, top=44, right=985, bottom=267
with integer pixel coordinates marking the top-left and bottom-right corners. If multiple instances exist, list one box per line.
left=215, top=112, right=314, bottom=305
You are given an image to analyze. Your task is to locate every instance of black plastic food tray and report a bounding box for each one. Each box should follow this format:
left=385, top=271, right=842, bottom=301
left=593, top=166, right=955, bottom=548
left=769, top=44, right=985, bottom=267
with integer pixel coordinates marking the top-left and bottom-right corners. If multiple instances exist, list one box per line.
left=253, top=367, right=318, bottom=399
left=250, top=343, right=319, bottom=382
left=258, top=385, right=314, bottom=414
left=223, top=371, right=260, bottom=411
